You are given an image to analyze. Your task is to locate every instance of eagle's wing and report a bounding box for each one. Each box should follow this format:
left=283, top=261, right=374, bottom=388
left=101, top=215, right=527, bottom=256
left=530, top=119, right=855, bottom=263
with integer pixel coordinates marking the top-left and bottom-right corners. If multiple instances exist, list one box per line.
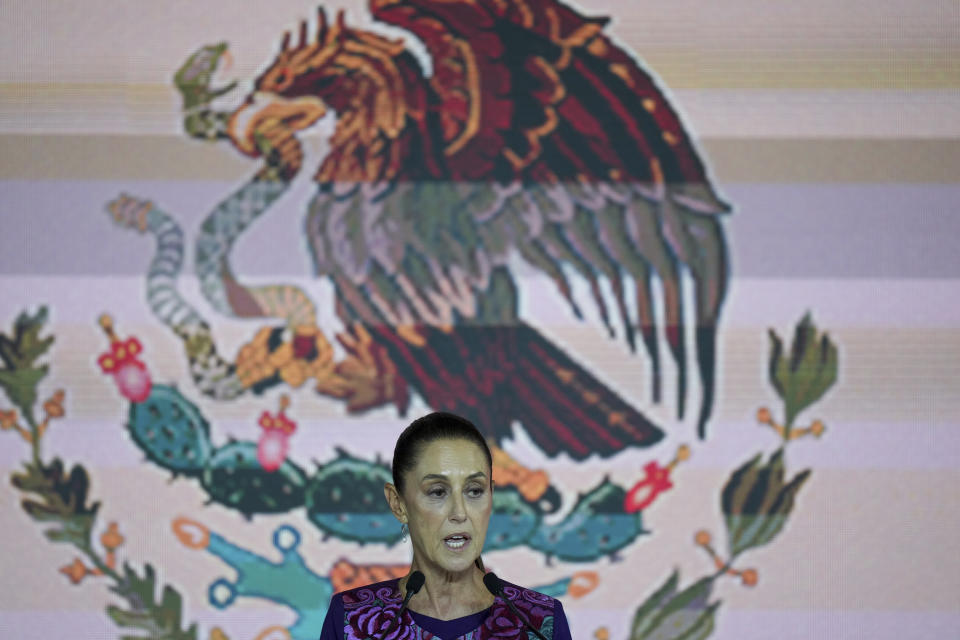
left=369, top=0, right=730, bottom=435
left=309, top=179, right=665, bottom=458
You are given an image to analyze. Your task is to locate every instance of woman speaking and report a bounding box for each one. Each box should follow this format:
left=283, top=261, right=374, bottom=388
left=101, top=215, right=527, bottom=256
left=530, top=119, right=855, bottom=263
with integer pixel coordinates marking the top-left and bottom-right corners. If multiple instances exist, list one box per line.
left=318, top=412, right=572, bottom=639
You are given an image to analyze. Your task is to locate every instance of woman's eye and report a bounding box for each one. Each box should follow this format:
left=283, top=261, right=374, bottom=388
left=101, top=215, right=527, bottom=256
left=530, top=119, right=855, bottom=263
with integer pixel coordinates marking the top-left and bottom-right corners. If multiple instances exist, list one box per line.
left=428, top=487, right=446, bottom=498
left=467, top=487, right=485, bottom=498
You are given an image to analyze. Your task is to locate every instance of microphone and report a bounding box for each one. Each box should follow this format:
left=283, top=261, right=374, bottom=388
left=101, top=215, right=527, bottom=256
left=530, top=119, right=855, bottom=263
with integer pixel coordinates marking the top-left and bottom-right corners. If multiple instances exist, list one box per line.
left=482, top=572, right=548, bottom=640
left=379, top=571, right=424, bottom=640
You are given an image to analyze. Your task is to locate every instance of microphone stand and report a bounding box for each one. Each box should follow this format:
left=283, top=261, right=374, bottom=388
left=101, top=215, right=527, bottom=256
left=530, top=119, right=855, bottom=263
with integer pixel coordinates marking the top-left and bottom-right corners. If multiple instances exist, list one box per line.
left=378, top=571, right=424, bottom=640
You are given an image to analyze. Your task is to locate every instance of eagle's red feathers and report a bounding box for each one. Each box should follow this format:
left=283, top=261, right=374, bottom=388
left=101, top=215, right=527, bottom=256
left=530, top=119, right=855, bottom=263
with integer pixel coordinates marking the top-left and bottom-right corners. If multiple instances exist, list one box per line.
left=227, top=0, right=731, bottom=455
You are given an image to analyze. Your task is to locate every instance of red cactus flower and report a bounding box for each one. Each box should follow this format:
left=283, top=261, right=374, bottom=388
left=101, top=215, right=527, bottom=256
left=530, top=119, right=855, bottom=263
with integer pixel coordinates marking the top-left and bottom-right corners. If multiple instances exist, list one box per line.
left=257, top=409, right=296, bottom=435
left=97, top=322, right=152, bottom=403
left=256, top=398, right=296, bottom=471
left=257, top=429, right=290, bottom=472
left=624, top=461, right=674, bottom=513
left=113, top=359, right=151, bottom=403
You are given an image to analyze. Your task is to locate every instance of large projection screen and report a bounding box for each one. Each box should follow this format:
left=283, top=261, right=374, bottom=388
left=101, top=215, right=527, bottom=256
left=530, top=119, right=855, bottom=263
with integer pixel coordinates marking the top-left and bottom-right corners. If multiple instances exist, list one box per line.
left=1, top=2, right=958, bottom=639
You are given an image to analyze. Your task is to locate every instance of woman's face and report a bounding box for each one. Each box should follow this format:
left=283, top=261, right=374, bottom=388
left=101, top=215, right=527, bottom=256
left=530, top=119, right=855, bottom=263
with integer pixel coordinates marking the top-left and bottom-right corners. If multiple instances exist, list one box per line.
left=388, top=438, right=492, bottom=577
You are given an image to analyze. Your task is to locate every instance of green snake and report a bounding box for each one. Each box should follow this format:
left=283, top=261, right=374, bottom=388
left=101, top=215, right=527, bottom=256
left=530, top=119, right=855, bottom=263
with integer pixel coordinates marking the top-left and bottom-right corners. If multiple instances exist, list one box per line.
left=107, top=43, right=316, bottom=399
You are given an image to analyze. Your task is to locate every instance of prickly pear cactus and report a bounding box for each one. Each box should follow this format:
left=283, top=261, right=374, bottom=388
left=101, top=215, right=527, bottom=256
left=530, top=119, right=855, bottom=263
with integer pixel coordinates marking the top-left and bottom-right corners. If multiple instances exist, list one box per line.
left=113, top=361, right=652, bottom=560
left=529, top=477, right=646, bottom=561
left=127, top=384, right=212, bottom=476
left=304, top=448, right=400, bottom=545
left=201, top=441, right=307, bottom=516
left=485, top=487, right=542, bottom=551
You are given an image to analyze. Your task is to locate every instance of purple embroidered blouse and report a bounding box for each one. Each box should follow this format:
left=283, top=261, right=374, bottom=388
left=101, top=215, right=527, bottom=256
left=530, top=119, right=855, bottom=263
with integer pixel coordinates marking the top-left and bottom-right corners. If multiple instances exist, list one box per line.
left=318, top=577, right=572, bottom=640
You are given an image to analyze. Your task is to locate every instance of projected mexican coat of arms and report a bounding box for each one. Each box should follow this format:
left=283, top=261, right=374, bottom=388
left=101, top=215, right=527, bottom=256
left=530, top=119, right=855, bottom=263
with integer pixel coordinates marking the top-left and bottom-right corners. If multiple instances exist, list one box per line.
left=3, top=2, right=837, bottom=639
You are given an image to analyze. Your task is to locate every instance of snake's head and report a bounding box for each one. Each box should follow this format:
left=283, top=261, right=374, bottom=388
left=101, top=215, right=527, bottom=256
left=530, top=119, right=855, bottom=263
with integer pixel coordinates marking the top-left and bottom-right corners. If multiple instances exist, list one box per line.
left=174, top=42, right=238, bottom=110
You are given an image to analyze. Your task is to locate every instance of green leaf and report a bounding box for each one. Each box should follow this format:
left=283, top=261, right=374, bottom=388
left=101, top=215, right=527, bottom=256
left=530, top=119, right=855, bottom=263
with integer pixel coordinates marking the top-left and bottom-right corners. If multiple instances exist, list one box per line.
left=793, top=334, right=837, bottom=420
left=108, top=563, right=196, bottom=640
left=107, top=605, right=158, bottom=632
left=723, top=450, right=810, bottom=555
left=725, top=514, right=750, bottom=556
left=10, top=460, right=53, bottom=491
left=0, top=365, right=48, bottom=414
left=767, top=329, right=786, bottom=401
left=676, top=601, right=720, bottom=640
left=631, top=570, right=679, bottom=638
left=726, top=466, right=811, bottom=555
left=22, top=500, right=68, bottom=521
left=647, top=610, right=701, bottom=639
left=629, top=573, right=720, bottom=640
left=737, top=514, right=787, bottom=555
left=787, top=313, right=815, bottom=372
left=720, top=453, right=761, bottom=516
left=738, top=459, right=774, bottom=517
left=44, top=528, right=79, bottom=544
left=740, top=449, right=786, bottom=516
left=124, top=562, right=158, bottom=604
left=13, top=458, right=100, bottom=549
left=158, top=585, right=184, bottom=630
left=768, top=314, right=839, bottom=427
left=646, top=577, right=713, bottom=634
left=726, top=514, right=770, bottom=556
left=0, top=307, right=54, bottom=369
left=44, top=514, right=96, bottom=547
left=748, top=470, right=811, bottom=550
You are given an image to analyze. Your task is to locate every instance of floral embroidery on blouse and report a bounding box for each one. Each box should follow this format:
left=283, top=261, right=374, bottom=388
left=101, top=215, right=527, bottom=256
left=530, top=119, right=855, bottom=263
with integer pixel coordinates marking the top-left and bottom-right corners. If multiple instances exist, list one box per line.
left=343, top=585, right=412, bottom=640
left=340, top=580, right=555, bottom=640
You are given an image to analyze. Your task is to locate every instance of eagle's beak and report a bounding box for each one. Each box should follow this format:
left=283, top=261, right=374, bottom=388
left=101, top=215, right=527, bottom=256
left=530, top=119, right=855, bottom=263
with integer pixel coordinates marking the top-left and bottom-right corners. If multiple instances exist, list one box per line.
left=227, top=92, right=327, bottom=157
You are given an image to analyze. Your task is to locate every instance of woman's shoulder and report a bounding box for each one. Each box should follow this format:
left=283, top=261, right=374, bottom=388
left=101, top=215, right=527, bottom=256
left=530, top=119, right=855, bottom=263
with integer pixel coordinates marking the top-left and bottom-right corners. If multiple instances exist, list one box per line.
left=488, top=579, right=570, bottom=640
left=321, top=578, right=406, bottom=640
left=498, top=579, right=560, bottom=607
left=335, top=577, right=404, bottom=609
left=495, top=579, right=561, bottom=620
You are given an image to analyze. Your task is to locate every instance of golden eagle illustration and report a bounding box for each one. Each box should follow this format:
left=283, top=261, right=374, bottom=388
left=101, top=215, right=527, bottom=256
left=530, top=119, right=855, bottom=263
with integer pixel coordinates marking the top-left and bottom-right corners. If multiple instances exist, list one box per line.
left=225, top=0, right=730, bottom=457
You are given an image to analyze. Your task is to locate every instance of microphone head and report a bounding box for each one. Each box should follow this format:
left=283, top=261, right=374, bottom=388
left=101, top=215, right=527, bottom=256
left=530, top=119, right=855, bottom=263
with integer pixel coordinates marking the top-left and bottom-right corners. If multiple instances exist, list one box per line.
left=482, top=571, right=503, bottom=596
left=406, top=571, right=425, bottom=595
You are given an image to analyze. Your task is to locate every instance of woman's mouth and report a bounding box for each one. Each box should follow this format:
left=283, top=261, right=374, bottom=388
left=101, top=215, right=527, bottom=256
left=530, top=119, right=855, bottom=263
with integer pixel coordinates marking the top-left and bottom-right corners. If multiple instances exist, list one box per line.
left=444, top=534, right=471, bottom=551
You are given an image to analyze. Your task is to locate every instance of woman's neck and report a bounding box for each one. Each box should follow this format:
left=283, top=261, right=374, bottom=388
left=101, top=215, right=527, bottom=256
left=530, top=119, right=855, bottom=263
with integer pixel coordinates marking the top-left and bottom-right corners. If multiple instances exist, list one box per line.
left=400, top=561, right=495, bottom=621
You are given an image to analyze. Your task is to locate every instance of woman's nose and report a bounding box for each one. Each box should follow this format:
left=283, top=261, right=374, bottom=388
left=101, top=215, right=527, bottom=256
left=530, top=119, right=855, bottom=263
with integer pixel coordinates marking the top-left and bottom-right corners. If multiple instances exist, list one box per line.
left=448, top=492, right=467, bottom=521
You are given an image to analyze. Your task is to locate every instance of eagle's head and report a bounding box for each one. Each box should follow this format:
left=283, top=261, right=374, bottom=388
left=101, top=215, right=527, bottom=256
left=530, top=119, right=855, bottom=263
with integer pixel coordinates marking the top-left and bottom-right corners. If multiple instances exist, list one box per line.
left=228, top=7, right=410, bottom=161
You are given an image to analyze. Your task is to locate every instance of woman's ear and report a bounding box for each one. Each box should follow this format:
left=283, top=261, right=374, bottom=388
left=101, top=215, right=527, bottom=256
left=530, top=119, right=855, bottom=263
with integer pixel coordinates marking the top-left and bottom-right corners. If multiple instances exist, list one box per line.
left=384, top=482, right=406, bottom=522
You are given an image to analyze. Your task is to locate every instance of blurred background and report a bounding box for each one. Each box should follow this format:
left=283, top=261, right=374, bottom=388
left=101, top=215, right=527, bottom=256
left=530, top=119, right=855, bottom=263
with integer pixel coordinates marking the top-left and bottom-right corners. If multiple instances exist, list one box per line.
left=1, top=1, right=958, bottom=639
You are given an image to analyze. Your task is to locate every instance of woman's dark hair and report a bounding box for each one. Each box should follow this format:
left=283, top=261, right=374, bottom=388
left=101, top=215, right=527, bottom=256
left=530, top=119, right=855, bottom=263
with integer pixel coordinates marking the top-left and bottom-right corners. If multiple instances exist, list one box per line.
left=391, top=411, right=493, bottom=496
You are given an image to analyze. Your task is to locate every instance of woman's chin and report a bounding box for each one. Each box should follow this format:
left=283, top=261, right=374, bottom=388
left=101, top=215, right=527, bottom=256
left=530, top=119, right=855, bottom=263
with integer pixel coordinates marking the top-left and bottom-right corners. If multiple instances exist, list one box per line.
left=432, top=551, right=478, bottom=574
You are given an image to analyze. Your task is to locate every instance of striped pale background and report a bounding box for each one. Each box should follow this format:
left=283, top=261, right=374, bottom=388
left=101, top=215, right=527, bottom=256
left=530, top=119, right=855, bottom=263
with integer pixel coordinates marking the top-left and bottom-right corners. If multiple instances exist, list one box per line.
left=1, top=1, right=959, bottom=639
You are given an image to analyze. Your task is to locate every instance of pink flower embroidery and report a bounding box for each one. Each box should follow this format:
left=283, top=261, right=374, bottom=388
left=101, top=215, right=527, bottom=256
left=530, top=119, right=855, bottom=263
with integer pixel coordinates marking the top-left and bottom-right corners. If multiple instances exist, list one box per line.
left=345, top=602, right=414, bottom=640
left=478, top=603, right=526, bottom=639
